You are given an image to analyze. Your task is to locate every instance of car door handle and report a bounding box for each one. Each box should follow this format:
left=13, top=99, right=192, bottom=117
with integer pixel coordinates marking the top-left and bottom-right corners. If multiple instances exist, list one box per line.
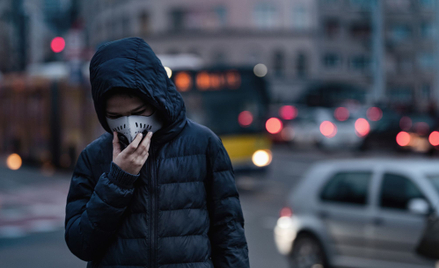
left=373, top=217, right=385, bottom=226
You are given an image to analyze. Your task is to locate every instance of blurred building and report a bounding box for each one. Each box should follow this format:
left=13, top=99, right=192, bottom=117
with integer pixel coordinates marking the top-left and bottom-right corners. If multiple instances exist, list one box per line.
left=317, top=0, right=437, bottom=110
left=80, top=0, right=320, bottom=102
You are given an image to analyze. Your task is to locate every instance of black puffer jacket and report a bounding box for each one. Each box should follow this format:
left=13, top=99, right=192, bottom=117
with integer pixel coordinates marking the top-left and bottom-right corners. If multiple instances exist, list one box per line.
left=65, top=37, right=249, bottom=268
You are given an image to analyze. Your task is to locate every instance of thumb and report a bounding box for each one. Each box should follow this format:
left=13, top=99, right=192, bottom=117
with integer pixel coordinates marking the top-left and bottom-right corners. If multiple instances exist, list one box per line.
left=112, top=131, right=121, bottom=159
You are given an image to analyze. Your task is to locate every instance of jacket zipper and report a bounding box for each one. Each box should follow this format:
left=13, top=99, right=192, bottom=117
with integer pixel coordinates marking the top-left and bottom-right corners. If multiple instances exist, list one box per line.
left=149, top=145, right=157, bottom=268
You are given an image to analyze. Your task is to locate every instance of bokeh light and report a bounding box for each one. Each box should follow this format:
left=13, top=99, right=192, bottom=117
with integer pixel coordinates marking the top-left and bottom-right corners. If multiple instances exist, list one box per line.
left=6, top=153, right=22, bottom=170
left=238, top=111, right=253, bottom=127
left=252, top=150, right=272, bottom=167
left=334, top=107, right=349, bottom=121
left=320, top=121, right=337, bottom=138
left=279, top=105, right=298, bottom=120
left=429, top=131, right=439, bottom=146
left=253, top=63, right=268, bottom=77
left=367, top=107, right=383, bottom=121
left=174, top=72, right=192, bottom=92
left=266, top=118, right=283, bottom=134
left=50, top=37, right=65, bottom=53
left=164, top=66, right=172, bottom=78
left=396, top=131, right=411, bottom=146
left=355, top=118, right=370, bottom=137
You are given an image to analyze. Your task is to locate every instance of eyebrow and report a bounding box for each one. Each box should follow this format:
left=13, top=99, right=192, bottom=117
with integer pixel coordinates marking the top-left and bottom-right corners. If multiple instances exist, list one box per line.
left=107, top=104, right=147, bottom=116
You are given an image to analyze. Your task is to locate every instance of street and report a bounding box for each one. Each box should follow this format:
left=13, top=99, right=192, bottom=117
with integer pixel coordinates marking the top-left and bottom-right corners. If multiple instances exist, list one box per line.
left=0, top=145, right=407, bottom=268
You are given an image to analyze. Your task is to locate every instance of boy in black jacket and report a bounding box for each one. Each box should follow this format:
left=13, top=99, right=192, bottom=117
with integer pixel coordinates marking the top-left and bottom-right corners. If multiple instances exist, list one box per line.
left=64, top=37, right=249, bottom=268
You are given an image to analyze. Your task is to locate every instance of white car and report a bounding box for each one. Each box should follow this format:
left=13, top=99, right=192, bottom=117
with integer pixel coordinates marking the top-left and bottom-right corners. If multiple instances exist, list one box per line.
left=284, top=107, right=365, bottom=150
left=274, top=158, right=439, bottom=268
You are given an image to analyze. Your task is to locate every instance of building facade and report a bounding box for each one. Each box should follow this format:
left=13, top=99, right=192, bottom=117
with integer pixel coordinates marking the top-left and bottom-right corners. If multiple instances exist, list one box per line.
left=317, top=0, right=437, bottom=110
left=80, top=0, right=319, bottom=102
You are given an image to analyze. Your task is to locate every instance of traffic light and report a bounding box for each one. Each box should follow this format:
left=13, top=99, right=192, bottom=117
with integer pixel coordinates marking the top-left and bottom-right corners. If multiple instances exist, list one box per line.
left=51, top=37, right=66, bottom=53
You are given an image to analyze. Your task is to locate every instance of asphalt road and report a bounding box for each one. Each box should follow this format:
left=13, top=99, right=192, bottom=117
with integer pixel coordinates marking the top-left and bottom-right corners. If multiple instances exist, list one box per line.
left=0, top=145, right=407, bottom=268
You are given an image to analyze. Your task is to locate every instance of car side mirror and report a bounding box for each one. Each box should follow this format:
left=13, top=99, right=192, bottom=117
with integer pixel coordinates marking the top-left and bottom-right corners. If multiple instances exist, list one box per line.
left=408, top=198, right=430, bottom=215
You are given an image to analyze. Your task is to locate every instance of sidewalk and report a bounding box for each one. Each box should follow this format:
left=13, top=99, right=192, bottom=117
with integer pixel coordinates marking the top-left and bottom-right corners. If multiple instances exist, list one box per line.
left=0, top=156, right=73, bottom=239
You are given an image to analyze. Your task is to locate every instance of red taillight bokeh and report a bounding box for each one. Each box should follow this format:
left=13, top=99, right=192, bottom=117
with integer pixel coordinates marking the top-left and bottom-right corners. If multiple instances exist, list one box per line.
left=367, top=107, right=383, bottom=121
left=396, top=131, right=411, bottom=146
left=280, top=207, right=293, bottom=218
left=266, top=117, right=283, bottom=134
left=51, top=37, right=65, bottom=53
left=334, top=107, right=349, bottom=121
left=320, top=121, right=337, bottom=138
left=355, top=118, right=370, bottom=137
left=279, top=105, right=298, bottom=120
left=429, top=131, right=439, bottom=146
left=238, top=111, right=253, bottom=127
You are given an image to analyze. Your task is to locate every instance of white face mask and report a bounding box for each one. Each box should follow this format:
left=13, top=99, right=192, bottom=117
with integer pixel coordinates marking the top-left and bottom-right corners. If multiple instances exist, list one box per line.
left=106, top=113, right=163, bottom=145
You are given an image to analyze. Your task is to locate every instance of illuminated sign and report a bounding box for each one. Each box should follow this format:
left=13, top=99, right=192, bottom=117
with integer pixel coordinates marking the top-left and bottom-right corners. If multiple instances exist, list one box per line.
left=174, top=70, right=241, bottom=92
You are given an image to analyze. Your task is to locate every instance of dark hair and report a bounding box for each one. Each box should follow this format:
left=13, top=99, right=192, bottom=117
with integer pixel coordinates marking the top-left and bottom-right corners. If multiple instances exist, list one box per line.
left=104, top=87, right=139, bottom=101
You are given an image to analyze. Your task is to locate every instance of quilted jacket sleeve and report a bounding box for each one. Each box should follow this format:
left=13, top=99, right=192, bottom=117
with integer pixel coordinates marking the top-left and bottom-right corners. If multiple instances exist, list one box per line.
left=207, top=136, right=250, bottom=268
left=64, top=148, right=139, bottom=261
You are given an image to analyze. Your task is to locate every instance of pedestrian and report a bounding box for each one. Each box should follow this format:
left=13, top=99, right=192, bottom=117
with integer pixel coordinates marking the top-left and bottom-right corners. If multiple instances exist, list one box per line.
left=64, top=37, right=249, bottom=268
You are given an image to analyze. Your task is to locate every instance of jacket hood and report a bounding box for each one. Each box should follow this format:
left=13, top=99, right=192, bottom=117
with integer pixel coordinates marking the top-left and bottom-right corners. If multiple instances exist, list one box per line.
left=90, top=37, right=186, bottom=144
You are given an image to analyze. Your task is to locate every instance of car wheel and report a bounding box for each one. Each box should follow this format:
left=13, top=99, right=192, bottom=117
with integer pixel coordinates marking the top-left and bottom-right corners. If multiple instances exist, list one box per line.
left=288, top=234, right=329, bottom=268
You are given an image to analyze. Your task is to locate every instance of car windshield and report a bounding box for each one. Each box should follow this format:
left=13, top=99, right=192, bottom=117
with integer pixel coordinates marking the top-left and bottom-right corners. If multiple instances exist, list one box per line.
left=426, top=175, right=439, bottom=193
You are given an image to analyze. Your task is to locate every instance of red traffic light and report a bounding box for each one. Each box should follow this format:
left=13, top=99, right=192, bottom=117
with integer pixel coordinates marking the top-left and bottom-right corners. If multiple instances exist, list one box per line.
left=51, top=37, right=65, bottom=53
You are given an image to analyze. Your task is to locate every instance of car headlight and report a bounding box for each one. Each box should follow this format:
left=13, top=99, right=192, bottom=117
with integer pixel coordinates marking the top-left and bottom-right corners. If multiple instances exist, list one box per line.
left=252, top=150, right=272, bottom=167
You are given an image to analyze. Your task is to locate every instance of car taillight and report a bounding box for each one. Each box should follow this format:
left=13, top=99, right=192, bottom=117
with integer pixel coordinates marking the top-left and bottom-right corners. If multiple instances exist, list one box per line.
left=280, top=207, right=293, bottom=218
left=429, top=131, right=439, bottom=146
left=266, top=117, right=283, bottom=134
left=396, top=131, right=411, bottom=146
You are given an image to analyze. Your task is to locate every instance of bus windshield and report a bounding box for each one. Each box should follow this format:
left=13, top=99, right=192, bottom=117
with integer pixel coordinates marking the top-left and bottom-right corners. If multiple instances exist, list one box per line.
left=172, top=68, right=269, bottom=136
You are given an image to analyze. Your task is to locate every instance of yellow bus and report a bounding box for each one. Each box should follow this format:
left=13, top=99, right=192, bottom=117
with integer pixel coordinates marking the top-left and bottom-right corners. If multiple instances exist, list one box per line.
left=170, top=67, right=272, bottom=179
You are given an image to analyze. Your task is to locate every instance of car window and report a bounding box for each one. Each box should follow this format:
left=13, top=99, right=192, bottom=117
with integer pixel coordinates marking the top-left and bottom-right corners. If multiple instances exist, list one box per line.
left=320, top=172, right=372, bottom=205
left=380, top=173, right=425, bottom=210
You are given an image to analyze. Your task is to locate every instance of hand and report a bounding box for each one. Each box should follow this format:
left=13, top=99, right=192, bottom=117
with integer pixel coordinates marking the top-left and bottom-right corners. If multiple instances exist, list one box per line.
left=112, top=131, right=153, bottom=175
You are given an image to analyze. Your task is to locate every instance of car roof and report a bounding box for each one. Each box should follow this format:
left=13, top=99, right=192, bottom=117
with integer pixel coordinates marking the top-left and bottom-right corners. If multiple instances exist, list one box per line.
left=313, top=158, right=439, bottom=175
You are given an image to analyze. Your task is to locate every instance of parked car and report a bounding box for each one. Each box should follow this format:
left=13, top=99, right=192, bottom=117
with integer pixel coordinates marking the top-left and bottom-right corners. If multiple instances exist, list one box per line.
left=274, top=159, right=439, bottom=268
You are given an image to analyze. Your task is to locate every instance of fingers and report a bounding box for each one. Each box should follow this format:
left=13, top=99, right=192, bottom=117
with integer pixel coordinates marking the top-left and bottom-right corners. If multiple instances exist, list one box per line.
left=112, top=131, right=121, bottom=158
left=124, top=133, right=144, bottom=154
left=136, top=132, right=153, bottom=154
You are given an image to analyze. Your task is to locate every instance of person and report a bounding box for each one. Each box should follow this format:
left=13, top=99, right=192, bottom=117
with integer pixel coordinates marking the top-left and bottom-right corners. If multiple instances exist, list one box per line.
left=64, top=37, right=249, bottom=268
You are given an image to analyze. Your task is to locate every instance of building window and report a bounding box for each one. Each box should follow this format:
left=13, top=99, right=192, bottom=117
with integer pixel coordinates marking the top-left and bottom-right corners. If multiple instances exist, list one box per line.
left=215, top=6, right=227, bottom=28
left=324, top=18, right=340, bottom=38
left=390, top=24, right=412, bottom=42
left=350, top=22, right=371, bottom=40
left=170, top=9, right=185, bottom=31
left=296, top=52, right=307, bottom=77
left=139, top=11, right=150, bottom=35
left=349, top=0, right=372, bottom=10
left=273, top=50, right=285, bottom=76
left=419, top=0, right=435, bottom=8
left=418, top=53, right=435, bottom=70
left=292, top=6, right=310, bottom=30
left=253, top=3, right=278, bottom=29
left=350, top=55, right=371, bottom=71
left=323, top=53, right=341, bottom=68
left=387, top=86, right=414, bottom=103
left=421, top=22, right=435, bottom=39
